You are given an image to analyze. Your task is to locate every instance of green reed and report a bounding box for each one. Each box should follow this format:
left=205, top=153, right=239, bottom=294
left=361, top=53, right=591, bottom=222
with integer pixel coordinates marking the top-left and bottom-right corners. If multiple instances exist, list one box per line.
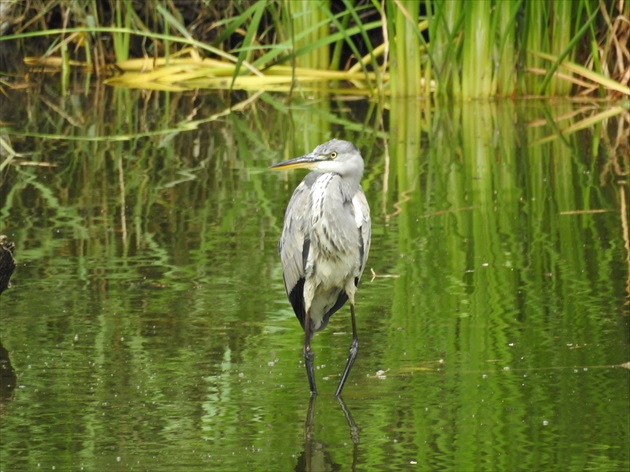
left=0, top=0, right=627, bottom=97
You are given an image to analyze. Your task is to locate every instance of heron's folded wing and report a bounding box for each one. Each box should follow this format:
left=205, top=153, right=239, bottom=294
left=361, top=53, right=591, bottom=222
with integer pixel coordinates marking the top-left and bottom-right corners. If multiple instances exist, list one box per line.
left=279, top=180, right=312, bottom=296
left=352, top=189, right=372, bottom=279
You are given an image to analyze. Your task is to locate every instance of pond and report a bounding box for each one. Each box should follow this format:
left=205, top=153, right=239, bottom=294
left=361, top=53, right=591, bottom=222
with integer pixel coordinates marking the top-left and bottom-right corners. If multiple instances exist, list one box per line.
left=0, top=86, right=628, bottom=471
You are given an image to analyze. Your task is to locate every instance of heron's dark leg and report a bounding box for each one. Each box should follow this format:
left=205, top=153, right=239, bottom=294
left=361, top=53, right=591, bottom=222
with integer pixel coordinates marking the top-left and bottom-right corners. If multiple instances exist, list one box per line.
left=304, top=309, right=317, bottom=395
left=335, top=301, right=359, bottom=397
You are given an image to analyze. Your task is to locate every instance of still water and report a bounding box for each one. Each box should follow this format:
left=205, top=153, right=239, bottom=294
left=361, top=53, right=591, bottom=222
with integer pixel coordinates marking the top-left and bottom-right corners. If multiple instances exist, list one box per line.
left=0, top=86, right=628, bottom=471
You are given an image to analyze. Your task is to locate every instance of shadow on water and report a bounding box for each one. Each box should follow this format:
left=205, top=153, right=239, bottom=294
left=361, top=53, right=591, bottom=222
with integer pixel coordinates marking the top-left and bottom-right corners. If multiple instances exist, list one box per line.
left=296, top=396, right=359, bottom=472
left=0, top=236, right=16, bottom=407
left=0, top=341, right=17, bottom=404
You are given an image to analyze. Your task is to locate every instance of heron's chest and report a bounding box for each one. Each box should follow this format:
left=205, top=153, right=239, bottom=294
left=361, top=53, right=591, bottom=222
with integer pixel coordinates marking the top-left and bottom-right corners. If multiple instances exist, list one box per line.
left=308, top=175, right=359, bottom=264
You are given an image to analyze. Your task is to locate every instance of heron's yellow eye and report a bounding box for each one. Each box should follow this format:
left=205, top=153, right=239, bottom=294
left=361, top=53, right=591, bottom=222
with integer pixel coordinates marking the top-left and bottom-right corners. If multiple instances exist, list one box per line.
left=330, top=152, right=338, bottom=159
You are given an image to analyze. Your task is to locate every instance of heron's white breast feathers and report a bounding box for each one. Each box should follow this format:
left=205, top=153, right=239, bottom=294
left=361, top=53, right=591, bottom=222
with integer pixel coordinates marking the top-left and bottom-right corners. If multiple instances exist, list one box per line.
left=309, top=174, right=361, bottom=261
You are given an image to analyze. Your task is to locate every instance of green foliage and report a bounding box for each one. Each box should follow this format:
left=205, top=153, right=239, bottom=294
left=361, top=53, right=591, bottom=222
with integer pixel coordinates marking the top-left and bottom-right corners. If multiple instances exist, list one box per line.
left=0, top=0, right=628, bottom=97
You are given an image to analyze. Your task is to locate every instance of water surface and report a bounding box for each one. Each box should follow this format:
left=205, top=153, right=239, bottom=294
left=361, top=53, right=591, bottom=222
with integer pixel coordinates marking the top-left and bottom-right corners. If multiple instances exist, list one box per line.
left=1, top=87, right=628, bottom=471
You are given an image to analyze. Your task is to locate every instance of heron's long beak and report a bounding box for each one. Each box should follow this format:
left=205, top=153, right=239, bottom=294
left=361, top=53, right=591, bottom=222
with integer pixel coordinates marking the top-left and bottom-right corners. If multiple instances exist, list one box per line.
left=269, top=154, right=321, bottom=171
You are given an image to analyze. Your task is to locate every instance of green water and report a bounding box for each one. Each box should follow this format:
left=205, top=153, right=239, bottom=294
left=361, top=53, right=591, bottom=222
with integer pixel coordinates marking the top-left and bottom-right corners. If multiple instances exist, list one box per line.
left=0, top=88, right=628, bottom=471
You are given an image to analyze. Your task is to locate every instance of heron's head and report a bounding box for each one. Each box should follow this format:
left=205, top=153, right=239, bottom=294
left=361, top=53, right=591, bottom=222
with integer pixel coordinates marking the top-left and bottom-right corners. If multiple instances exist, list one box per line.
left=270, top=139, right=364, bottom=180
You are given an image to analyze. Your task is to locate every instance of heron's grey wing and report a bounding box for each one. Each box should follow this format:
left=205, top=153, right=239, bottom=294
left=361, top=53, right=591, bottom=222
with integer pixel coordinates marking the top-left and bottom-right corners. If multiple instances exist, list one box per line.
left=353, top=188, right=371, bottom=281
left=279, top=179, right=313, bottom=328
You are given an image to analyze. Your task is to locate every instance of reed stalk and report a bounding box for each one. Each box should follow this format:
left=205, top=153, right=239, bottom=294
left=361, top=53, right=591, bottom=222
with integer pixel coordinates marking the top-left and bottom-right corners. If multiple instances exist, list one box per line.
left=283, top=0, right=330, bottom=70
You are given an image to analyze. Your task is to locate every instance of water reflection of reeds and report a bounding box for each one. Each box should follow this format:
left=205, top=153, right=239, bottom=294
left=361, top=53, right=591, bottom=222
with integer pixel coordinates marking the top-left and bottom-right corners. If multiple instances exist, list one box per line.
left=0, top=87, right=627, bottom=471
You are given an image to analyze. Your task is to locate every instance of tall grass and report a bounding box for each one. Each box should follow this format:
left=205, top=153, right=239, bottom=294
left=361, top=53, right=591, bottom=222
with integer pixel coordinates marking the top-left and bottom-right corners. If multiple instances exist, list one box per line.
left=0, top=0, right=628, bottom=98
left=284, top=0, right=330, bottom=70
left=386, top=1, right=424, bottom=98
left=428, top=0, right=627, bottom=98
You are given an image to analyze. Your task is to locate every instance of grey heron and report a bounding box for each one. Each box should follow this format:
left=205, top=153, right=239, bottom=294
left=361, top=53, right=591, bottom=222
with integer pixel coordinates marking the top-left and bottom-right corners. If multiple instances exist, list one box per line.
left=270, top=139, right=371, bottom=396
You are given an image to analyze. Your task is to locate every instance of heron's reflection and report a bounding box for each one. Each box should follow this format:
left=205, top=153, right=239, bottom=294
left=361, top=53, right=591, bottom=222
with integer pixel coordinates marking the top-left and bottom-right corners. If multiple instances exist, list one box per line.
left=295, top=395, right=359, bottom=472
